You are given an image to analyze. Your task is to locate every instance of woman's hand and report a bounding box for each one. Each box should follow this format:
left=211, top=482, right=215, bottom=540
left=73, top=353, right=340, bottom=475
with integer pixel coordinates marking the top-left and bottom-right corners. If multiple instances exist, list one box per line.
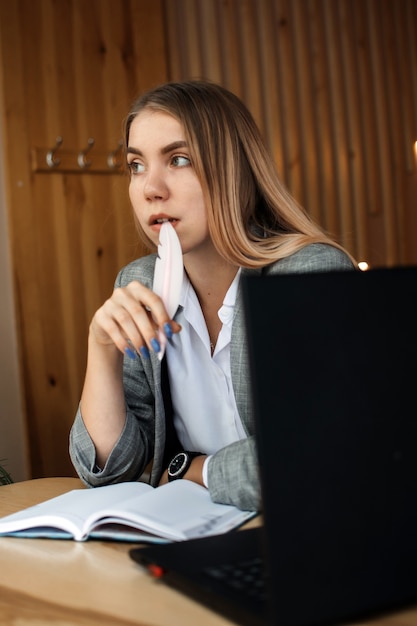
left=89, top=280, right=181, bottom=358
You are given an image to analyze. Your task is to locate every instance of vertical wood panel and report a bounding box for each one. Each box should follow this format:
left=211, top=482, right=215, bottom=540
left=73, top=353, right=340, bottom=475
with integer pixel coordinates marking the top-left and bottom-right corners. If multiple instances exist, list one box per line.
left=403, top=2, right=417, bottom=264
left=366, top=0, right=395, bottom=262
left=274, top=0, right=303, bottom=198
left=289, top=0, right=321, bottom=221
left=337, top=0, right=368, bottom=257
left=390, top=0, right=417, bottom=265
left=254, top=1, right=285, bottom=175
left=234, top=0, right=264, bottom=122
left=322, top=0, right=352, bottom=242
left=215, top=0, right=245, bottom=94
left=308, top=0, right=337, bottom=231
left=0, top=0, right=168, bottom=477
left=197, top=1, right=222, bottom=80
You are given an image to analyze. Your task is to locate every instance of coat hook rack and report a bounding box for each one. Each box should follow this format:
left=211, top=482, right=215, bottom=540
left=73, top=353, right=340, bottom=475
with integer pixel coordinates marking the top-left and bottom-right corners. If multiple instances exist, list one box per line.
left=31, top=137, right=126, bottom=175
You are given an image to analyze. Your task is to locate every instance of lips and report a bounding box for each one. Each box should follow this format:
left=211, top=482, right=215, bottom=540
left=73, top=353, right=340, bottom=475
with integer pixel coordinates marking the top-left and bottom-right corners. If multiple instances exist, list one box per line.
left=150, top=214, right=178, bottom=226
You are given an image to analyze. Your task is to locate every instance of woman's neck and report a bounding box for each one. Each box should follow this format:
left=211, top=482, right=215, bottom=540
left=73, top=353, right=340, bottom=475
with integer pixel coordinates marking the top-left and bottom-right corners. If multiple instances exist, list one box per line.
left=184, top=251, right=239, bottom=349
left=184, top=253, right=239, bottom=309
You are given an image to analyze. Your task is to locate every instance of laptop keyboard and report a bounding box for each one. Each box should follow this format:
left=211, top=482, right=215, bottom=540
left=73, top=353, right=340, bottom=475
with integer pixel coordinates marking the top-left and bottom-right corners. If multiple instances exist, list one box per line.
left=203, top=556, right=267, bottom=602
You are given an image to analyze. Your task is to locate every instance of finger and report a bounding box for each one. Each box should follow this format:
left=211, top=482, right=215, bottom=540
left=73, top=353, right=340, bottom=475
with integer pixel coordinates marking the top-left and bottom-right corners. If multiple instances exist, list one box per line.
left=92, top=309, right=140, bottom=356
left=108, top=301, right=160, bottom=357
left=114, top=283, right=181, bottom=348
left=122, top=281, right=177, bottom=332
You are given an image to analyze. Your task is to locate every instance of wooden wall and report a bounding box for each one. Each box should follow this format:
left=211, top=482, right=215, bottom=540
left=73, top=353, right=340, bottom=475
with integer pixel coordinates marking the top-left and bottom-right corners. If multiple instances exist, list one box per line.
left=0, top=0, right=167, bottom=478
left=0, top=109, right=29, bottom=483
left=164, top=0, right=417, bottom=267
left=0, top=0, right=416, bottom=479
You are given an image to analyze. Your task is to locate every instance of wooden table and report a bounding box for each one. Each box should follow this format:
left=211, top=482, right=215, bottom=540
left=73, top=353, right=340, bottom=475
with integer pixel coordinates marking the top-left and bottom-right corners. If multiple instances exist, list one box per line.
left=1, top=479, right=417, bottom=626
left=0, top=478, right=241, bottom=625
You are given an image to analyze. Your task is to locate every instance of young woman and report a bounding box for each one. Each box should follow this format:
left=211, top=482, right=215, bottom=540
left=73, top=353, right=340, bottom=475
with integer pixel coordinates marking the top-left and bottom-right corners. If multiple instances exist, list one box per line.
left=70, top=80, right=356, bottom=511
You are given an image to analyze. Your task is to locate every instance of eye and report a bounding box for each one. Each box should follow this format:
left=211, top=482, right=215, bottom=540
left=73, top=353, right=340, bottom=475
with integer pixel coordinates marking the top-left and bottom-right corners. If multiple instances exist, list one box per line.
left=171, top=155, right=191, bottom=168
left=128, top=160, right=144, bottom=175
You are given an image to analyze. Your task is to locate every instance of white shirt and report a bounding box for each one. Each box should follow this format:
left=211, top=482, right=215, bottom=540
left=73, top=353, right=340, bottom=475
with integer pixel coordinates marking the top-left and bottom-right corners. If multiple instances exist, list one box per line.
left=166, top=269, right=246, bottom=483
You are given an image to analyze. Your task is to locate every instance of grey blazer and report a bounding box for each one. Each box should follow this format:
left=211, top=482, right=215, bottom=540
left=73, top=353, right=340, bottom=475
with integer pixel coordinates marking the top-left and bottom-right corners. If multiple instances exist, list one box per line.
left=69, top=243, right=355, bottom=511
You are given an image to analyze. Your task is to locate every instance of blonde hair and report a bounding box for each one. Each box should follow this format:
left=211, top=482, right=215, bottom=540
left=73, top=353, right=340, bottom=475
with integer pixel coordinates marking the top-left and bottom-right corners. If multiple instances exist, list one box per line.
left=125, top=80, right=354, bottom=268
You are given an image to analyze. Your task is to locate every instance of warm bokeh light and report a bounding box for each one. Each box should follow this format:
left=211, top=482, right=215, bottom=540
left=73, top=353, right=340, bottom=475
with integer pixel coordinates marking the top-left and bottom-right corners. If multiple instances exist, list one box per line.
left=358, top=261, right=370, bottom=271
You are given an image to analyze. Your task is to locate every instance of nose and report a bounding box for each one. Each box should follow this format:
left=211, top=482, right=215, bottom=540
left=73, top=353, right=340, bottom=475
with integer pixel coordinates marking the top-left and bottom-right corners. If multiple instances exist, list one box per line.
left=143, top=165, right=168, bottom=201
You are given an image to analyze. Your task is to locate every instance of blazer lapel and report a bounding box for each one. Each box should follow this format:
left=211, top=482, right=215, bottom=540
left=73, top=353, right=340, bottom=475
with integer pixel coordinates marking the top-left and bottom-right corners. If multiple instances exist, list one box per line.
left=230, top=268, right=262, bottom=434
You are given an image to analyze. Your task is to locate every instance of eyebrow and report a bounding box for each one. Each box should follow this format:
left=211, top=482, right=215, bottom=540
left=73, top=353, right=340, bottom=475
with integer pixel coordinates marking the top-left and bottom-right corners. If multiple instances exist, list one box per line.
left=126, top=140, right=188, bottom=157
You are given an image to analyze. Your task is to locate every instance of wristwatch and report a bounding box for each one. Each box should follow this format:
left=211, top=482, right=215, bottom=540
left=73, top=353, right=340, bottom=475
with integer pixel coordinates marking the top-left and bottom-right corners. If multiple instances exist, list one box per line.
left=167, top=451, right=203, bottom=482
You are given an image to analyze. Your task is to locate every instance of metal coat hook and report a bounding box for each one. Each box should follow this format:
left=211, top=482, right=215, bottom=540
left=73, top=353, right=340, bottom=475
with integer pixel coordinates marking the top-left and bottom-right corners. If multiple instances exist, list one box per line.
left=46, top=136, right=63, bottom=168
left=107, top=140, right=124, bottom=169
left=33, top=137, right=124, bottom=174
left=78, top=138, right=95, bottom=168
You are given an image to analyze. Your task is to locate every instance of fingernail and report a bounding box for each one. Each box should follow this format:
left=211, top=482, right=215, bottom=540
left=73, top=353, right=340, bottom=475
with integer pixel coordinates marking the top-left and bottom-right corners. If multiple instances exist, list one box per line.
left=150, top=337, right=161, bottom=353
left=164, top=322, right=173, bottom=339
left=124, top=347, right=137, bottom=359
left=140, top=345, right=150, bottom=359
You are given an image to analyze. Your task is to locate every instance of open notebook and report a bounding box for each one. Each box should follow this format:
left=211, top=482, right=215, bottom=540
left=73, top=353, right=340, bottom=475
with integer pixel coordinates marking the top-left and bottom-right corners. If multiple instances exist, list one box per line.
left=130, top=266, right=417, bottom=626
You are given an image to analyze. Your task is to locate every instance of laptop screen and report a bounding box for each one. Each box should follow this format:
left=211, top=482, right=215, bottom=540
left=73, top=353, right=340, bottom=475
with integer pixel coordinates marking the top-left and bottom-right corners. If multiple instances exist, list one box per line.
left=242, top=266, right=417, bottom=625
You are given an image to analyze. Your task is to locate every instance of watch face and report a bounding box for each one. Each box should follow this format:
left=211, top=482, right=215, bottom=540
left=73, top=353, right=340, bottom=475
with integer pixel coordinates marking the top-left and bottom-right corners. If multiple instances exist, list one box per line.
left=168, top=452, right=188, bottom=478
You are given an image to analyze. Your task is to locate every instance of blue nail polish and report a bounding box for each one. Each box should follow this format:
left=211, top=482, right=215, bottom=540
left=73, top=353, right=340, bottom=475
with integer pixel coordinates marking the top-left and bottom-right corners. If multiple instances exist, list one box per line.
left=150, top=337, right=161, bottom=353
left=164, top=322, right=173, bottom=339
left=124, top=347, right=137, bottom=359
left=140, top=345, right=150, bottom=359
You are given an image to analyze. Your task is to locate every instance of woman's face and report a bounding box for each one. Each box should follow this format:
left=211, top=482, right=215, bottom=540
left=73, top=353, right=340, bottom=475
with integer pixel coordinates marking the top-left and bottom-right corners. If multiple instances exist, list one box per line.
left=127, top=109, right=211, bottom=256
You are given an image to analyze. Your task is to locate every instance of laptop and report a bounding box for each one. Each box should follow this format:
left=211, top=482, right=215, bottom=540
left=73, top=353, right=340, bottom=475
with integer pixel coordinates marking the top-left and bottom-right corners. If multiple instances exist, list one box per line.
left=130, top=266, right=417, bottom=626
